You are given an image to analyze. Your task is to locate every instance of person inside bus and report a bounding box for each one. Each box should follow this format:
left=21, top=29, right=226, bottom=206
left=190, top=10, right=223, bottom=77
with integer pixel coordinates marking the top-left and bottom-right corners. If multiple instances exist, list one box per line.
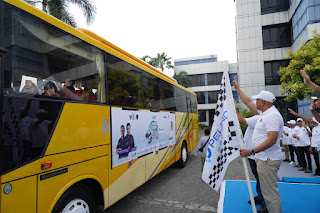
left=125, top=123, right=135, bottom=150
left=21, top=80, right=39, bottom=95
left=30, top=109, right=53, bottom=158
left=42, top=81, right=60, bottom=97
left=73, top=80, right=89, bottom=101
left=59, top=78, right=89, bottom=101
left=59, top=78, right=77, bottom=99
left=116, top=125, right=129, bottom=158
left=19, top=100, right=35, bottom=162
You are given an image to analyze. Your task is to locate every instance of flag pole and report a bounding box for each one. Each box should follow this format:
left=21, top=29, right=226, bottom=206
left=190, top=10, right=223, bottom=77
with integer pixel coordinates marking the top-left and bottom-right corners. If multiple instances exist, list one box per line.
left=225, top=71, right=257, bottom=213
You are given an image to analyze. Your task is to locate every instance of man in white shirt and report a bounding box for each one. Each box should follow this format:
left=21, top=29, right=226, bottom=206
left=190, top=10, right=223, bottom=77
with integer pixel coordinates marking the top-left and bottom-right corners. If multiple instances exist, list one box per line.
left=233, top=76, right=265, bottom=206
left=292, top=118, right=312, bottom=173
left=240, top=91, right=283, bottom=213
left=286, top=120, right=297, bottom=165
left=195, top=128, right=210, bottom=173
left=282, top=125, right=290, bottom=162
left=310, top=121, right=320, bottom=176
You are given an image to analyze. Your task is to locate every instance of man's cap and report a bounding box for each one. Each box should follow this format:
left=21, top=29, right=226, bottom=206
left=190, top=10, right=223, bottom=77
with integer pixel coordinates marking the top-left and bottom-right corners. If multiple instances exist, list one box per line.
left=297, top=118, right=303, bottom=122
left=251, top=91, right=276, bottom=103
left=287, top=120, right=296, bottom=125
left=311, top=96, right=318, bottom=100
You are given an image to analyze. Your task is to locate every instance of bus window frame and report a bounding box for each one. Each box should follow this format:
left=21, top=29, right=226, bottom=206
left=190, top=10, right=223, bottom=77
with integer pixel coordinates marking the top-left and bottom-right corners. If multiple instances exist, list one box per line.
left=0, top=0, right=8, bottom=174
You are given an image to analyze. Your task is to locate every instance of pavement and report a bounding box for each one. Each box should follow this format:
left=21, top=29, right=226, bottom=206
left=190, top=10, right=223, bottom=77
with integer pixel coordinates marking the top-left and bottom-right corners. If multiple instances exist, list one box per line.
left=278, top=151, right=320, bottom=179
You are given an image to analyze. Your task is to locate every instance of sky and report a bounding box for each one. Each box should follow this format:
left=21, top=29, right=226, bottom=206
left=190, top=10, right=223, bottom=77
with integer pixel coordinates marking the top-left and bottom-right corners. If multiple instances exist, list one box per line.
left=68, top=0, right=237, bottom=77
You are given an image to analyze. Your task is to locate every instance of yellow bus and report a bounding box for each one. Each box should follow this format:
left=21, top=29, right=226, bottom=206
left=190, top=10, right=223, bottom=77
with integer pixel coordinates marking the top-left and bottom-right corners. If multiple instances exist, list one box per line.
left=0, top=0, right=199, bottom=212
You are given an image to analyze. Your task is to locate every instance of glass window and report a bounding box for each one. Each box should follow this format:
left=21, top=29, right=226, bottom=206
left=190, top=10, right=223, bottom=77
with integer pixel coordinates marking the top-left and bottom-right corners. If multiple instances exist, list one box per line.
left=174, top=87, right=187, bottom=112
left=190, top=74, right=205, bottom=87
left=196, top=92, right=205, bottom=104
left=189, top=93, right=198, bottom=113
left=160, top=81, right=175, bottom=111
left=207, top=73, right=223, bottom=86
left=264, top=60, right=289, bottom=85
left=2, top=3, right=107, bottom=173
left=141, top=72, right=160, bottom=110
left=260, top=0, right=290, bottom=15
left=229, top=73, right=238, bottom=86
left=208, top=91, right=219, bottom=103
left=106, top=53, right=143, bottom=108
left=198, top=110, right=206, bottom=122
left=262, top=22, right=292, bottom=49
left=233, top=91, right=239, bottom=102
left=3, top=6, right=106, bottom=103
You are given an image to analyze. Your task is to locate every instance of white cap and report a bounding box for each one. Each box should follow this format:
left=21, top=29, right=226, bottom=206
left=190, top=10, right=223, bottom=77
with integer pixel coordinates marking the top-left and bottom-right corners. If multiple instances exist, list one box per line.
left=297, top=118, right=303, bottom=122
left=311, top=96, right=318, bottom=100
left=287, top=120, right=296, bottom=125
left=252, top=91, right=276, bottom=103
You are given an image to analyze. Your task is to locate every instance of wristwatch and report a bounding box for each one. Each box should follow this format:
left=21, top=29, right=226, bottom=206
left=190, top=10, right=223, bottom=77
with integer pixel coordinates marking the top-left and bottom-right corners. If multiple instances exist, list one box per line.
left=251, top=149, right=256, bottom=155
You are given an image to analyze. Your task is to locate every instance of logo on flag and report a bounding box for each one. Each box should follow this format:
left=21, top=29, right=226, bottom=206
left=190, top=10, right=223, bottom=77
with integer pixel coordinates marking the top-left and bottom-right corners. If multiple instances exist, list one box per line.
left=202, top=71, right=241, bottom=191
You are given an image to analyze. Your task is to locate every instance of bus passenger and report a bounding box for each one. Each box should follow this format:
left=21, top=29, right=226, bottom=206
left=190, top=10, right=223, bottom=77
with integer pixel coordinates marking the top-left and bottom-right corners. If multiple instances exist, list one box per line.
left=30, top=109, right=52, bottom=158
left=73, top=80, right=89, bottom=101
left=43, top=81, right=60, bottom=97
left=21, top=80, right=39, bottom=95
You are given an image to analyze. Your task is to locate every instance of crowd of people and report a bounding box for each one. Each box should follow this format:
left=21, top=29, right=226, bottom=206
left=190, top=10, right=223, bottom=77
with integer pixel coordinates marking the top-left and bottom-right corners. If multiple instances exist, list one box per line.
left=195, top=70, right=320, bottom=213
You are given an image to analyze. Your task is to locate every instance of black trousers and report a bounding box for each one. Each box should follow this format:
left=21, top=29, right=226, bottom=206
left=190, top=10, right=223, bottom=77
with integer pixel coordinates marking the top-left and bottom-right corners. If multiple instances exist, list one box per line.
left=297, top=146, right=312, bottom=170
left=248, top=158, right=264, bottom=201
left=294, top=146, right=302, bottom=165
left=288, top=145, right=295, bottom=162
left=311, top=147, right=320, bottom=174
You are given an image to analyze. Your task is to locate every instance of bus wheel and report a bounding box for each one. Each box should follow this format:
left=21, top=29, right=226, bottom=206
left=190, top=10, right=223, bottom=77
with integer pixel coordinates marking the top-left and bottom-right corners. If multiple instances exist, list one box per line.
left=176, top=142, right=188, bottom=168
left=52, top=183, right=94, bottom=213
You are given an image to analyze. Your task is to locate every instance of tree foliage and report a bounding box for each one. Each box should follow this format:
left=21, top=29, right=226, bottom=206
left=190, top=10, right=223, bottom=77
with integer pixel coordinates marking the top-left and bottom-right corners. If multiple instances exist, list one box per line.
left=173, top=71, right=191, bottom=88
left=24, top=0, right=96, bottom=27
left=279, top=32, right=320, bottom=101
left=141, top=53, right=174, bottom=72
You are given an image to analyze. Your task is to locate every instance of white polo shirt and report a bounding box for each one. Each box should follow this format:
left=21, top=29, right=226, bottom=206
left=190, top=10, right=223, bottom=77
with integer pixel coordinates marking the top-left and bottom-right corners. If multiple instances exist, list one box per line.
left=244, top=115, right=260, bottom=160
left=252, top=105, right=284, bottom=161
left=288, top=127, right=294, bottom=145
left=282, top=126, right=290, bottom=145
left=311, top=125, right=320, bottom=148
left=293, top=126, right=311, bottom=147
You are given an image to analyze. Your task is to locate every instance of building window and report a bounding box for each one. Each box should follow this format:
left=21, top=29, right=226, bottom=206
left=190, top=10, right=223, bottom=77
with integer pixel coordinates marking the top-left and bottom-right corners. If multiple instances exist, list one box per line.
left=196, top=92, right=206, bottom=104
left=233, top=91, right=239, bottom=102
left=260, top=0, right=290, bottom=15
left=262, top=22, right=292, bottom=49
left=207, top=72, right=223, bottom=86
left=198, top=110, right=206, bottom=122
left=292, top=0, right=320, bottom=41
left=175, top=57, right=217, bottom=66
left=229, top=73, right=238, bottom=86
left=208, top=91, right=219, bottom=103
left=190, top=74, right=205, bottom=87
left=264, top=60, right=289, bottom=85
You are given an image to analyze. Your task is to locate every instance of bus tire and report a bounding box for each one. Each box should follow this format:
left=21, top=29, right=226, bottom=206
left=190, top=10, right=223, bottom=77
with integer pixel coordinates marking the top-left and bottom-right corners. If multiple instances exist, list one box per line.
left=52, top=183, right=95, bottom=213
left=176, top=142, right=188, bottom=168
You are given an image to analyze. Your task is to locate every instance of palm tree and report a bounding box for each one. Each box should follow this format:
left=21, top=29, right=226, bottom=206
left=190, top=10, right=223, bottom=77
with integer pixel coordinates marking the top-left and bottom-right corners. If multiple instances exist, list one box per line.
left=24, top=0, right=96, bottom=27
left=149, top=53, right=174, bottom=72
left=173, top=71, right=191, bottom=88
left=140, top=55, right=152, bottom=64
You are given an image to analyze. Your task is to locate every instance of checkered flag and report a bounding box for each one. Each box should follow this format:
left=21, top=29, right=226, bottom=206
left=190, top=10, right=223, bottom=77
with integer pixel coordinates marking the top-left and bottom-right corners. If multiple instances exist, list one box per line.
left=202, top=71, right=242, bottom=192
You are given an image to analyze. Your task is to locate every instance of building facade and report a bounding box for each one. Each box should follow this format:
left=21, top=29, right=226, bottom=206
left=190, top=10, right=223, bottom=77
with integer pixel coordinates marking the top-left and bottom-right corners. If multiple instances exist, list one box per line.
left=174, top=55, right=237, bottom=126
left=236, top=0, right=320, bottom=120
